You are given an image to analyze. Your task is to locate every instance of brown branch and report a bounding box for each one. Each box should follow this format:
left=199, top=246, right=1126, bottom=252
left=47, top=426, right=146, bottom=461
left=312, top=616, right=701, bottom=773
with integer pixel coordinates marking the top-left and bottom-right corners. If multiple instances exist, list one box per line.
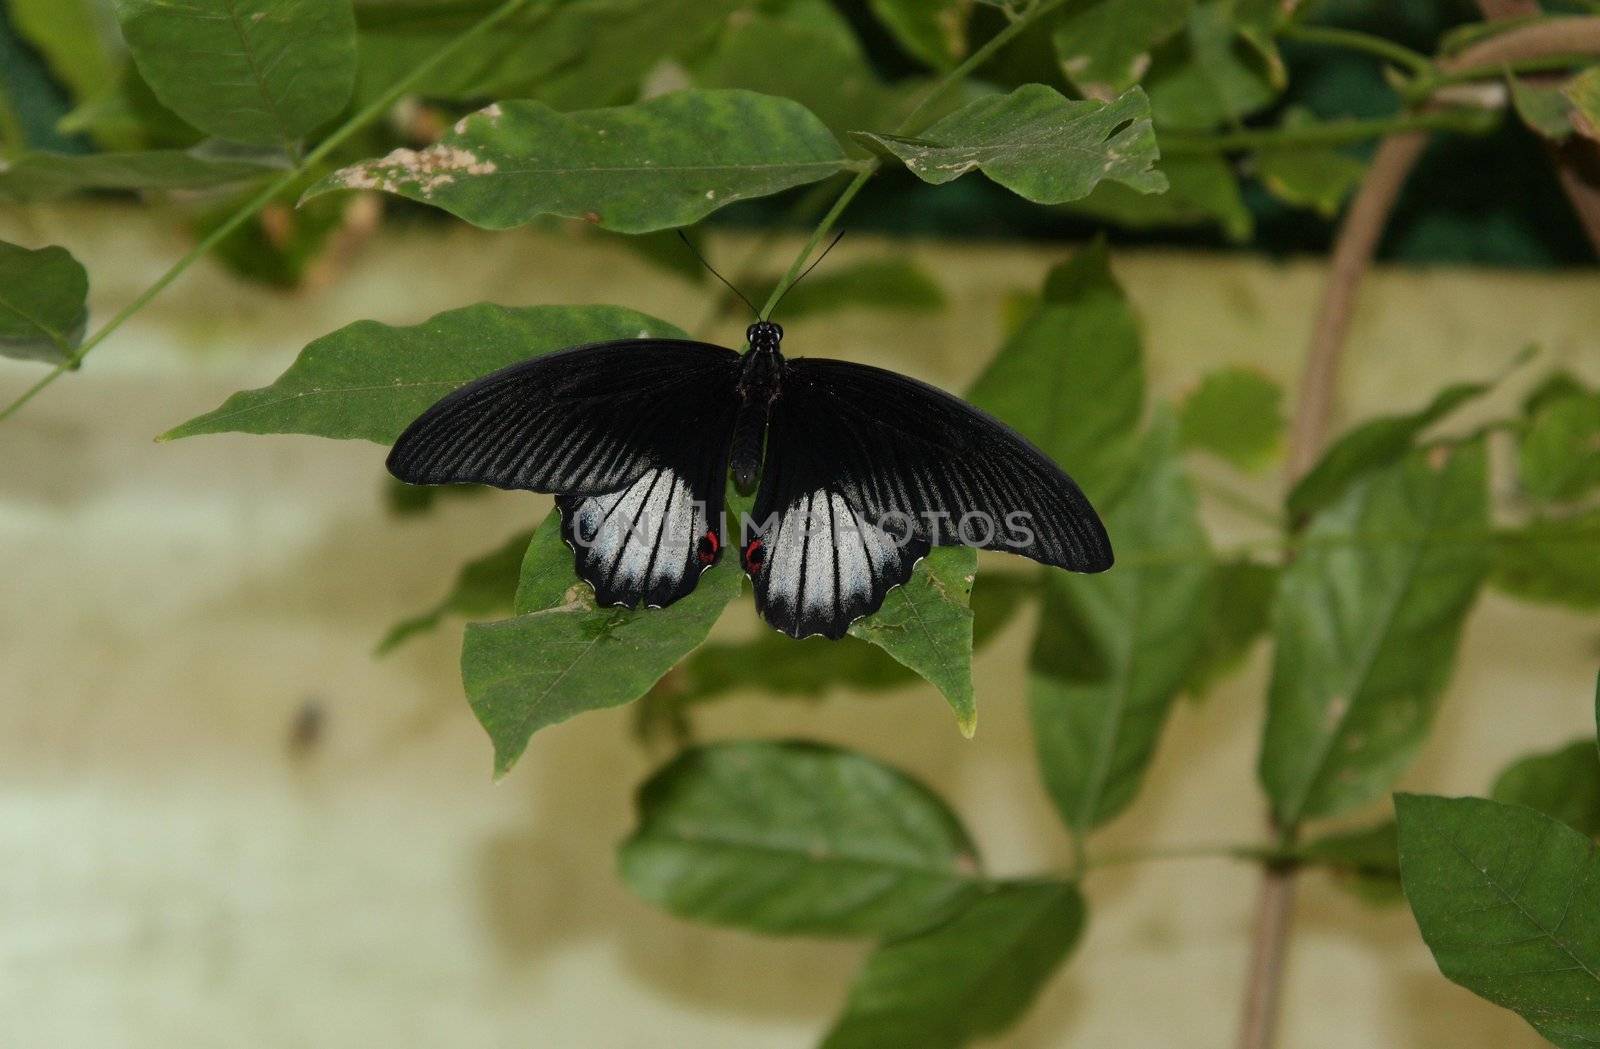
left=1241, top=14, right=1600, bottom=1049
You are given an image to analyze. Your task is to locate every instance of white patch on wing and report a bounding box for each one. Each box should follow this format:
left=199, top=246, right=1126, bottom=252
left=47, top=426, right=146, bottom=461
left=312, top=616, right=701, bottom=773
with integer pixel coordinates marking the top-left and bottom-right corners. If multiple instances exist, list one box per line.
left=757, top=489, right=911, bottom=638
left=568, top=466, right=706, bottom=606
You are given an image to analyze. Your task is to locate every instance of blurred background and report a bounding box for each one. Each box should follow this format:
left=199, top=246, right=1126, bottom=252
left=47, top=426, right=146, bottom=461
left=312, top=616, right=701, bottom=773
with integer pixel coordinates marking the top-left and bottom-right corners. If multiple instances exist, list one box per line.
left=2, top=0, right=1599, bottom=1047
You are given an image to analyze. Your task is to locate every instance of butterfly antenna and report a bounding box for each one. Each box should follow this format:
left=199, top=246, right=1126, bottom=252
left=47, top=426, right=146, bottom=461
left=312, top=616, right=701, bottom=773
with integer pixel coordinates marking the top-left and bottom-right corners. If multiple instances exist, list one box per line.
left=770, top=229, right=846, bottom=318
left=677, top=230, right=759, bottom=319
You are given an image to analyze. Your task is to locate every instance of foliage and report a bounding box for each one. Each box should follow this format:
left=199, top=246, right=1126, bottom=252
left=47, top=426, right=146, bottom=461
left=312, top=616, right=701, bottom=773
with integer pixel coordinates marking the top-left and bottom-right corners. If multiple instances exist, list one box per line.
left=4, top=0, right=1600, bottom=1047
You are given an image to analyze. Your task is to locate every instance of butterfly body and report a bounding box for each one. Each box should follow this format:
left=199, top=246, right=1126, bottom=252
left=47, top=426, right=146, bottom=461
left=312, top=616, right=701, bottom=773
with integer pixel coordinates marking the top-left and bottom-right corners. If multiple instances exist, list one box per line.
left=730, top=321, right=785, bottom=495
left=388, top=322, right=1113, bottom=640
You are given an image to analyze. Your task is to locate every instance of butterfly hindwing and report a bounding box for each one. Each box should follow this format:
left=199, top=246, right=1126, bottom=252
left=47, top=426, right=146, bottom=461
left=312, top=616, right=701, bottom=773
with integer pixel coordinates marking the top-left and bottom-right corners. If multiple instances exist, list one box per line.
left=388, top=338, right=741, bottom=609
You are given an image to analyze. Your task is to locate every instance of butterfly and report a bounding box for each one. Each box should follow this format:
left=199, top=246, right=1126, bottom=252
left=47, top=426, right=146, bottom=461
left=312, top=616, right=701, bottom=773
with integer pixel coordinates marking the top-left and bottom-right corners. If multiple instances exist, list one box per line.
left=387, top=317, right=1114, bottom=640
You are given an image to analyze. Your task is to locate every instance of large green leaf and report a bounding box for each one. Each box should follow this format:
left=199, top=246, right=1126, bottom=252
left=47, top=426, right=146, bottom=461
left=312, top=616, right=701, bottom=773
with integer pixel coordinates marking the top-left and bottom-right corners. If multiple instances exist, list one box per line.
left=114, top=0, right=357, bottom=149
left=0, top=240, right=88, bottom=366
left=376, top=528, right=532, bottom=654
left=463, top=513, right=741, bottom=777
left=1287, top=380, right=1491, bottom=521
left=642, top=571, right=1034, bottom=729
left=850, top=547, right=979, bottom=736
left=1145, top=2, right=1280, bottom=131
left=1178, top=365, right=1284, bottom=471
left=1492, top=511, right=1600, bottom=610
left=1296, top=820, right=1402, bottom=904
left=1064, top=152, right=1251, bottom=241
left=821, top=880, right=1084, bottom=1049
left=0, top=147, right=275, bottom=202
left=353, top=0, right=755, bottom=110
left=1030, top=419, right=1211, bottom=832
left=1492, top=740, right=1600, bottom=838
left=619, top=741, right=980, bottom=937
left=160, top=304, right=687, bottom=443
left=967, top=241, right=1144, bottom=499
left=1261, top=441, right=1491, bottom=828
left=9, top=0, right=121, bottom=106
left=1398, top=793, right=1600, bottom=1049
left=868, top=0, right=971, bottom=70
left=1052, top=0, right=1190, bottom=99
left=1256, top=110, right=1368, bottom=218
left=1520, top=391, right=1600, bottom=503
left=306, top=90, right=850, bottom=234
left=1182, top=557, right=1276, bottom=700
left=1567, top=67, right=1600, bottom=141
left=693, top=8, right=913, bottom=137
left=857, top=85, right=1165, bottom=205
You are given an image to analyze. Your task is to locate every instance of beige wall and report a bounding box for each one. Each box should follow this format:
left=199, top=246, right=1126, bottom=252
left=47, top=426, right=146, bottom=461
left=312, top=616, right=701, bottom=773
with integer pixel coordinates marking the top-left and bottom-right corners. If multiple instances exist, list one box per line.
left=2, top=205, right=1598, bottom=1048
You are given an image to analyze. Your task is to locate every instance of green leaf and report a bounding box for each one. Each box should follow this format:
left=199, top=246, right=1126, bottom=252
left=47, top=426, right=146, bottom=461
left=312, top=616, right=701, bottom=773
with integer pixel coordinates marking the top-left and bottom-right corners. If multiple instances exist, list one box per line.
left=1520, top=391, right=1600, bottom=503
left=1029, top=418, right=1211, bottom=832
left=1567, top=67, right=1600, bottom=141
left=307, top=89, right=850, bottom=234
left=1511, top=73, right=1577, bottom=141
left=645, top=571, right=1034, bottom=722
left=0, top=240, right=88, bottom=366
left=1179, top=366, right=1284, bottom=470
left=376, top=528, right=532, bottom=655
left=968, top=241, right=1144, bottom=498
left=850, top=547, right=979, bottom=736
left=1052, top=0, right=1190, bottom=99
left=1492, top=511, right=1600, bottom=610
left=619, top=741, right=980, bottom=937
left=1397, top=793, right=1600, bottom=1049
left=747, top=258, right=945, bottom=319
left=1146, top=2, right=1280, bottom=131
left=1261, top=441, right=1491, bottom=828
left=821, top=880, right=1084, bottom=1049
left=160, top=304, right=687, bottom=443
left=114, top=0, right=357, bottom=149
left=9, top=0, right=121, bottom=106
left=1183, top=557, right=1276, bottom=700
left=868, top=0, right=971, bottom=70
left=464, top=513, right=741, bottom=777
left=1287, top=380, right=1491, bottom=521
left=1064, top=152, right=1252, bottom=241
left=857, top=85, right=1166, bottom=204
left=1297, top=820, right=1402, bottom=904
left=1492, top=740, right=1600, bottom=838
left=693, top=7, right=912, bottom=138
left=1256, top=110, right=1368, bottom=218
left=0, top=147, right=274, bottom=202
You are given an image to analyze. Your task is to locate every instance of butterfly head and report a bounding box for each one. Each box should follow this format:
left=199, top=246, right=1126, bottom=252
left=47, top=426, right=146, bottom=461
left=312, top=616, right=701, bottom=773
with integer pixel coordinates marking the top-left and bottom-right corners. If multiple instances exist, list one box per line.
left=746, top=321, right=784, bottom=354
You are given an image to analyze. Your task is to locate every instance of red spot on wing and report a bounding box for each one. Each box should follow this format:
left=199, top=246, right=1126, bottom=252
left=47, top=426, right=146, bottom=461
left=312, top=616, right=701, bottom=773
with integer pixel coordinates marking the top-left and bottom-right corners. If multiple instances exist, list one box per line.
left=697, top=529, right=720, bottom=565
left=742, top=538, right=765, bottom=572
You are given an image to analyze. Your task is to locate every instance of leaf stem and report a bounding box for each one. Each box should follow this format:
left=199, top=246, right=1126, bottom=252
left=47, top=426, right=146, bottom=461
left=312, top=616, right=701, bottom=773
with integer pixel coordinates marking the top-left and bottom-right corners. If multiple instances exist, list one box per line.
left=757, top=0, right=1071, bottom=319
left=1084, top=841, right=1277, bottom=873
left=1279, top=24, right=1436, bottom=79
left=1162, top=109, right=1500, bottom=155
left=0, top=0, right=535, bottom=426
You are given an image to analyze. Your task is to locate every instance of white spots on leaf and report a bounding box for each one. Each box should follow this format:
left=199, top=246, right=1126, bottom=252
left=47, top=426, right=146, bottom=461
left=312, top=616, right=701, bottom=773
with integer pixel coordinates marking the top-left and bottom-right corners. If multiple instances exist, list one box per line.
left=335, top=143, right=498, bottom=194
left=704, top=189, right=716, bottom=199
left=483, top=103, right=503, bottom=121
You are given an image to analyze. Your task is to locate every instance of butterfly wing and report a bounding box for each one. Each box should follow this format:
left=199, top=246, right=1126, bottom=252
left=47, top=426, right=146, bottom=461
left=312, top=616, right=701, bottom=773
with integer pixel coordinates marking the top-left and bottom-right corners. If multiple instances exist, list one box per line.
left=744, top=356, right=1112, bottom=639
left=388, top=339, right=742, bottom=609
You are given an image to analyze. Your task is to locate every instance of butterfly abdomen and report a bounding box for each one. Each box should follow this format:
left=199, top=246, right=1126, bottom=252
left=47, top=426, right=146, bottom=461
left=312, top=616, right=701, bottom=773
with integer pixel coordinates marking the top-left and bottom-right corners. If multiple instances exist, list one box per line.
left=730, top=345, right=782, bottom=495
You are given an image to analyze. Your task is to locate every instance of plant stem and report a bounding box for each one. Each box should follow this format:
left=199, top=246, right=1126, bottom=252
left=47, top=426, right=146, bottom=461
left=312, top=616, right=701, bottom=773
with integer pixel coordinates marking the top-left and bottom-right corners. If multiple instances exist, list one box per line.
left=757, top=0, right=1070, bottom=318
left=0, top=0, right=534, bottom=426
left=1279, top=25, right=1435, bottom=79
left=1163, top=109, right=1499, bottom=155
left=1084, top=841, right=1275, bottom=873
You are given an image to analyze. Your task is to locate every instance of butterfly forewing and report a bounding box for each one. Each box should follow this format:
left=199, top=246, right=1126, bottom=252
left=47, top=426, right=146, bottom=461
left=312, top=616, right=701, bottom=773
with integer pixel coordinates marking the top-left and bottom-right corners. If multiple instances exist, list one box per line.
left=388, top=338, right=742, bottom=609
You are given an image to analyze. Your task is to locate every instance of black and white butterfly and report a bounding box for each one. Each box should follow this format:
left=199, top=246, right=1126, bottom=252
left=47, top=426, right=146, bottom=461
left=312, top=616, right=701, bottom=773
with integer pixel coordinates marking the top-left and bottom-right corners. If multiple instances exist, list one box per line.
left=387, top=320, right=1113, bottom=639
